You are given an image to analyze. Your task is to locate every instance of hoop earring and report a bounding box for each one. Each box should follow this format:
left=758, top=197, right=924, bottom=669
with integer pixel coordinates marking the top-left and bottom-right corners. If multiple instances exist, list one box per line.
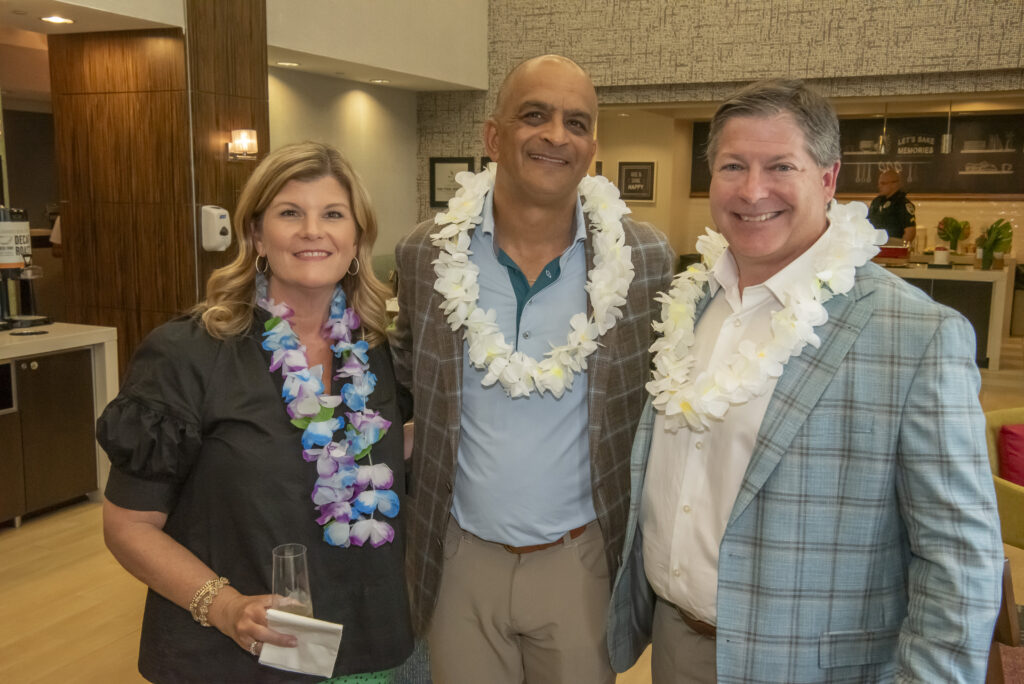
left=347, top=257, right=360, bottom=276
left=255, top=254, right=268, bottom=274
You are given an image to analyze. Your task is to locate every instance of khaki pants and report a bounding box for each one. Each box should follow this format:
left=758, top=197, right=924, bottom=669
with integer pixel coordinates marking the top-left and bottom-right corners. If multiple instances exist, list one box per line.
left=651, top=597, right=717, bottom=684
left=427, top=516, right=615, bottom=684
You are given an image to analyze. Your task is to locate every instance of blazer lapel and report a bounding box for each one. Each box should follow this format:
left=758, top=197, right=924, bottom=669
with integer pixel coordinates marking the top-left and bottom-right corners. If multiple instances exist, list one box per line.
left=585, top=225, right=612, bottom=451
left=423, top=237, right=465, bottom=433
left=727, top=274, right=878, bottom=526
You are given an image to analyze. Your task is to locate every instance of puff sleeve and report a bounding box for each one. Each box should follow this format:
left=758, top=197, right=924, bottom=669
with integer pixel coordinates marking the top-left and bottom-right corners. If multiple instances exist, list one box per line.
left=97, top=318, right=215, bottom=513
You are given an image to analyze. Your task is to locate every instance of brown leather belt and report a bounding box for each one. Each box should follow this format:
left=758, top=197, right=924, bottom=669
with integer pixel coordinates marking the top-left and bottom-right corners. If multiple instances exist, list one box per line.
left=675, top=605, right=717, bottom=639
left=501, top=524, right=588, bottom=554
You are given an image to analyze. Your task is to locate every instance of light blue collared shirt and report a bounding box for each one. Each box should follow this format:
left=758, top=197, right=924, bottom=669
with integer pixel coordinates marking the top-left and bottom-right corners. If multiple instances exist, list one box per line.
left=451, top=191, right=596, bottom=546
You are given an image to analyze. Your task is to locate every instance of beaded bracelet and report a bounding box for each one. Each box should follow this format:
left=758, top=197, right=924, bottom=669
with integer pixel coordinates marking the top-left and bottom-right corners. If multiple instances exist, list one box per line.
left=188, top=576, right=230, bottom=627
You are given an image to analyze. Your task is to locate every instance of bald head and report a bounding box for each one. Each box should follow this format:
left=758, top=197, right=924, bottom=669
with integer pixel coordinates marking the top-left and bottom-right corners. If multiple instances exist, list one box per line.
left=493, top=55, right=596, bottom=119
left=483, top=54, right=599, bottom=207
left=877, top=170, right=902, bottom=197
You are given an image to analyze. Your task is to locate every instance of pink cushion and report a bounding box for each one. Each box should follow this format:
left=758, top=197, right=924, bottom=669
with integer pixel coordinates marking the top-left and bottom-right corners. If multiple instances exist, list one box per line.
left=999, top=424, right=1024, bottom=486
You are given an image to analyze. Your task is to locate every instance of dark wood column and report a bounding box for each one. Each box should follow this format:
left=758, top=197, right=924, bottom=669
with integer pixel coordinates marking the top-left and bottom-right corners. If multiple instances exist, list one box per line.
left=49, top=28, right=192, bottom=373
left=185, top=0, right=270, bottom=284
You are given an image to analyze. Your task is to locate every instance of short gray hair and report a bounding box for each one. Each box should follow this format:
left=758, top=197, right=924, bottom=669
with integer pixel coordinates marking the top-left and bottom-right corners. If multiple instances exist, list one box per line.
left=706, top=79, right=840, bottom=169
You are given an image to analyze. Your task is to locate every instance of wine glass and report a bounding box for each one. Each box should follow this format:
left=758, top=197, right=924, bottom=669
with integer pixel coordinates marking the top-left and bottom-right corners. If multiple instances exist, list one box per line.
left=271, top=543, right=313, bottom=617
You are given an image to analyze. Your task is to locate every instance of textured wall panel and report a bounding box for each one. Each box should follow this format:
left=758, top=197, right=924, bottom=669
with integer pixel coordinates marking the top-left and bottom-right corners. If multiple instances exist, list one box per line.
left=416, top=0, right=1024, bottom=219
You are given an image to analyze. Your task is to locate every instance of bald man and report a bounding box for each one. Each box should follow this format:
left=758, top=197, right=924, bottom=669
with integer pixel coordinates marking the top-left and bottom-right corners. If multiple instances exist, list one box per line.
left=868, top=169, right=917, bottom=244
left=391, top=55, right=673, bottom=683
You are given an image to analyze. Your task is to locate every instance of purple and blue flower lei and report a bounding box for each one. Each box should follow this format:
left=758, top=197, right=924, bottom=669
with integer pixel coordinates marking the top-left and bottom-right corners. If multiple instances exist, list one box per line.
left=256, top=279, right=397, bottom=548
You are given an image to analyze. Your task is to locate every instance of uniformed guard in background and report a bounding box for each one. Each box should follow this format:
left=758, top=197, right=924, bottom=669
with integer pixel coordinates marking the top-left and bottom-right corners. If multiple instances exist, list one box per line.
left=868, top=169, right=916, bottom=244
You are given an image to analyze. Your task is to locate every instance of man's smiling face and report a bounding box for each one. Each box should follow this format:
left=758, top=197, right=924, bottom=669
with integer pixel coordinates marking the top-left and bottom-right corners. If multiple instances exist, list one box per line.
left=709, top=113, right=840, bottom=286
left=484, top=57, right=599, bottom=207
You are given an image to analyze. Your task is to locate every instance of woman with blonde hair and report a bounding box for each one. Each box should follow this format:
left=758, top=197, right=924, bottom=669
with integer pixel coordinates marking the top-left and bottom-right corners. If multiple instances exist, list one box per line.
left=99, top=141, right=413, bottom=682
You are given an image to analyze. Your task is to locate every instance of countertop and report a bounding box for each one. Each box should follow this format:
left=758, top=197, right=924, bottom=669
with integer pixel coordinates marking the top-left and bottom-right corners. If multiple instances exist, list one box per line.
left=0, top=321, right=120, bottom=495
left=883, top=264, right=1010, bottom=282
left=0, top=322, right=117, bottom=361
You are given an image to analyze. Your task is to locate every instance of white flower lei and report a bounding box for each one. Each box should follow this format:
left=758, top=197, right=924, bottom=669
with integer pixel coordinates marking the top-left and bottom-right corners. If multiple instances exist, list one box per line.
left=430, top=165, right=635, bottom=398
left=646, top=200, right=887, bottom=432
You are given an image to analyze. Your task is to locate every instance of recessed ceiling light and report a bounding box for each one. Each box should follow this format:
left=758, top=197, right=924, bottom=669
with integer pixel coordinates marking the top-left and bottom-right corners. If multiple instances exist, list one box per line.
left=41, top=15, right=74, bottom=24
left=617, top=112, right=631, bottom=118
left=369, top=79, right=390, bottom=85
left=276, top=61, right=300, bottom=67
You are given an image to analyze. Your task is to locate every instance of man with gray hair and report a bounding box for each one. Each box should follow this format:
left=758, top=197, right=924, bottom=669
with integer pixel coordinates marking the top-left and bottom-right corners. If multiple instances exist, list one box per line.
left=607, top=79, right=1002, bottom=682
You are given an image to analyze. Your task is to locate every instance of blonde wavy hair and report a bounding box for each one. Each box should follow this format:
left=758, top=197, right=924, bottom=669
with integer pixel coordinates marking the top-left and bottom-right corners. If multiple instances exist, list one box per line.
left=194, top=141, right=391, bottom=346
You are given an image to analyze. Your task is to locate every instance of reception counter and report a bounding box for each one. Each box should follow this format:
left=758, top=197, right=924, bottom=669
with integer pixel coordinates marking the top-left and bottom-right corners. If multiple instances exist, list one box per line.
left=0, top=323, right=118, bottom=524
left=884, top=264, right=1012, bottom=369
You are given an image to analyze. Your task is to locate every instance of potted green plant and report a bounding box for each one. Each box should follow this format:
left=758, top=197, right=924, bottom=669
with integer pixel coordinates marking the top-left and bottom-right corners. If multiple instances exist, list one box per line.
left=976, top=218, right=1013, bottom=269
left=937, top=217, right=970, bottom=253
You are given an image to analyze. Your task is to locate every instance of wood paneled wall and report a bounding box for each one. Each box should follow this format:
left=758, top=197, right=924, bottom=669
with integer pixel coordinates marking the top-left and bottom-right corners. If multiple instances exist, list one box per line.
left=49, top=1, right=269, bottom=376
left=49, top=29, right=191, bottom=374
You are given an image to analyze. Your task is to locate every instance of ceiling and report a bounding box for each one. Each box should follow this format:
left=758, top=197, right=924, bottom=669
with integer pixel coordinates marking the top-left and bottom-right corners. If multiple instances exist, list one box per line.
left=0, top=0, right=473, bottom=107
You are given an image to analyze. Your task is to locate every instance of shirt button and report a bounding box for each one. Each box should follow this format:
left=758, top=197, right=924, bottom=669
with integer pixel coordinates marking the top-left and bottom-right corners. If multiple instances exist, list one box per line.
left=522, top=331, right=531, bottom=339
left=683, top=505, right=692, bottom=513
left=673, top=567, right=682, bottom=577
left=733, top=319, right=742, bottom=328
left=695, top=441, right=703, bottom=450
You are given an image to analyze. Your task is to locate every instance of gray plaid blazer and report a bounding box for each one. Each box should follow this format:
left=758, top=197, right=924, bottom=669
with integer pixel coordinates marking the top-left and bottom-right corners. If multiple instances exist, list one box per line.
left=391, top=213, right=674, bottom=635
left=607, top=262, right=1004, bottom=682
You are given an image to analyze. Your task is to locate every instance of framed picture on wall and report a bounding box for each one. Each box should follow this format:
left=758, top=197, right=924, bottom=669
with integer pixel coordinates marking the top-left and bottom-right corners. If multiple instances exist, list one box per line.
left=430, top=157, right=475, bottom=207
left=480, top=156, right=492, bottom=170
left=618, top=162, right=655, bottom=201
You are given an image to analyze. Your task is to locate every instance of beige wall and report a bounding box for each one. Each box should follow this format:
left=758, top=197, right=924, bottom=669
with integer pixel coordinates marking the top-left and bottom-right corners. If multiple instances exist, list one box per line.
left=595, top=112, right=674, bottom=234
left=268, top=67, right=418, bottom=257
left=596, top=111, right=697, bottom=252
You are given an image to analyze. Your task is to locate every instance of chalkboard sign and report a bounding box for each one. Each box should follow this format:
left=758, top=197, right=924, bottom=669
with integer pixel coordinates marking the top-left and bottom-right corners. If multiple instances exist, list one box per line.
left=690, top=122, right=712, bottom=195
left=690, top=113, right=1024, bottom=196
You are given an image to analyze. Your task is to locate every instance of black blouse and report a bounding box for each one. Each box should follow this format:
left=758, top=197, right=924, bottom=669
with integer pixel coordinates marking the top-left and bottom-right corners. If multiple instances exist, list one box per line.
left=98, top=310, right=413, bottom=683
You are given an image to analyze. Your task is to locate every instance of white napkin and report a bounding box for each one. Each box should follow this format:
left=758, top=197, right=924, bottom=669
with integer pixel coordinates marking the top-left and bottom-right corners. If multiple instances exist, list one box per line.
left=258, top=608, right=344, bottom=678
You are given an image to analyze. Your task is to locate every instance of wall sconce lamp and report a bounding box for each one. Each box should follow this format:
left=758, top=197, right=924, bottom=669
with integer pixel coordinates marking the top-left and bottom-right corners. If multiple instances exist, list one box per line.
left=227, top=129, right=258, bottom=161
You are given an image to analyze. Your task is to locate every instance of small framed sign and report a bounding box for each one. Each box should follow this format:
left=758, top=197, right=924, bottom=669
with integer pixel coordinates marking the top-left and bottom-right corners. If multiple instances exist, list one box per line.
left=430, top=157, right=475, bottom=207
left=618, top=161, right=655, bottom=202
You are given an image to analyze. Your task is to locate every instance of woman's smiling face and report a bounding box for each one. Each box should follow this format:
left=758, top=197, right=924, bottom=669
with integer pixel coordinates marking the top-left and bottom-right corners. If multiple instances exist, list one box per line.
left=255, top=175, right=358, bottom=302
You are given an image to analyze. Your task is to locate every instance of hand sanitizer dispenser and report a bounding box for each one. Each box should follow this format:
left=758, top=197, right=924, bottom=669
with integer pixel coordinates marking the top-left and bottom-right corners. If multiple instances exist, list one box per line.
left=201, top=205, right=232, bottom=251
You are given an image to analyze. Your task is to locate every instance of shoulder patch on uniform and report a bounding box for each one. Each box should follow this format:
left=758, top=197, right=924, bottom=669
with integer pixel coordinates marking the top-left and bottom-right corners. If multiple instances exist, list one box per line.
left=906, top=203, right=915, bottom=215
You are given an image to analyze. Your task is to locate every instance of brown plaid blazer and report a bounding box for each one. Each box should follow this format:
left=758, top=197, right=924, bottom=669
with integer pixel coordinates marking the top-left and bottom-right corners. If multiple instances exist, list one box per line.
left=390, top=213, right=674, bottom=635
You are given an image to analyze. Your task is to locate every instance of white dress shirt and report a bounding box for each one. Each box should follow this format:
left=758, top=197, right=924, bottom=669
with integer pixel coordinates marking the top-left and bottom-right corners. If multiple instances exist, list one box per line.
left=641, top=230, right=831, bottom=624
